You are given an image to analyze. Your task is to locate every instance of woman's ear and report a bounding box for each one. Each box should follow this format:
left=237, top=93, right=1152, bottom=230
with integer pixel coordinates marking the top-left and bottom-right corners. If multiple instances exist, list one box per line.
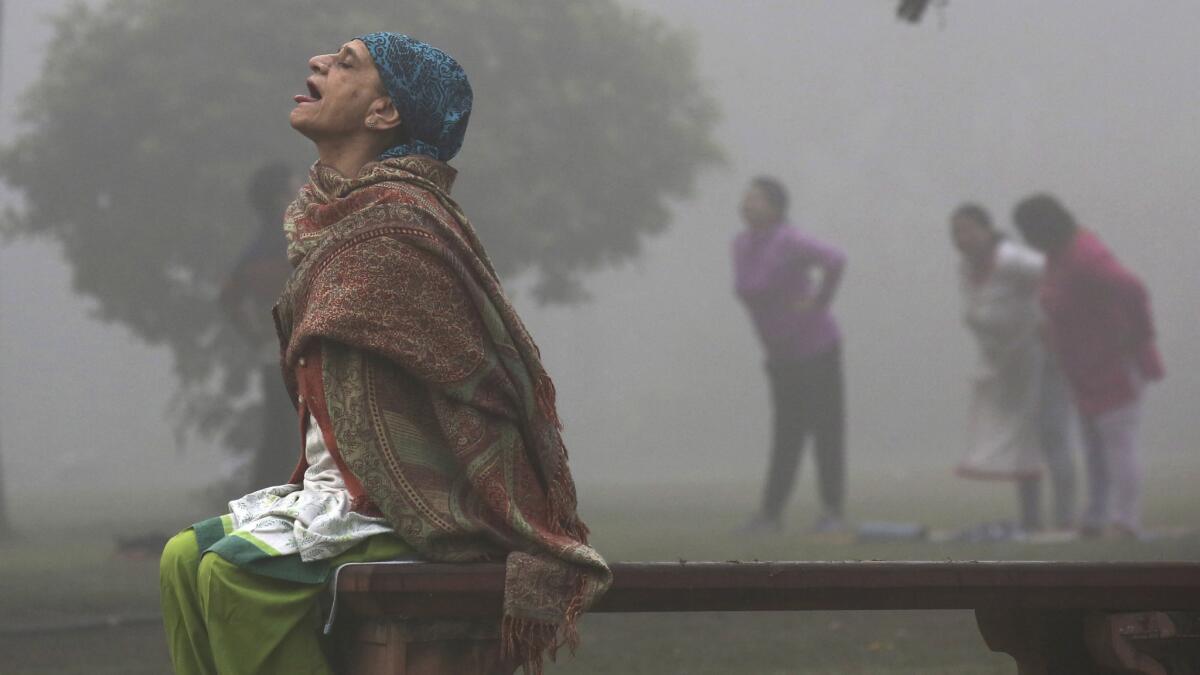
left=367, top=97, right=402, bottom=132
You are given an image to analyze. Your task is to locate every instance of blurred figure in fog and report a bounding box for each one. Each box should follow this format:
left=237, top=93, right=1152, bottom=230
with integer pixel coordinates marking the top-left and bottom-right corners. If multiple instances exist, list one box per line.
left=1014, top=194, right=1163, bottom=538
left=218, top=161, right=299, bottom=489
left=949, top=203, right=1075, bottom=532
left=733, top=176, right=847, bottom=534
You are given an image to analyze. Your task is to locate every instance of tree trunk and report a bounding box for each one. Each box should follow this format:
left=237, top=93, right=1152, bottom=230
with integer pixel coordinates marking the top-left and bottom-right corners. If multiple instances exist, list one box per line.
left=0, top=0, right=12, bottom=540
left=0, top=447, right=11, bottom=538
left=249, top=364, right=300, bottom=490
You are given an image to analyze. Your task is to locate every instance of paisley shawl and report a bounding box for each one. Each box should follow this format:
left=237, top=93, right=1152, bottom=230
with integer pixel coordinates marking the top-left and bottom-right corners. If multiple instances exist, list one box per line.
left=274, top=155, right=610, bottom=673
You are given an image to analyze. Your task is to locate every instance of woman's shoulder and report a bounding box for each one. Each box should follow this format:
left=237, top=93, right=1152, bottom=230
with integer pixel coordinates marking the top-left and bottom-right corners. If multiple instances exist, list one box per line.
left=779, top=224, right=844, bottom=259
left=995, top=239, right=1044, bottom=273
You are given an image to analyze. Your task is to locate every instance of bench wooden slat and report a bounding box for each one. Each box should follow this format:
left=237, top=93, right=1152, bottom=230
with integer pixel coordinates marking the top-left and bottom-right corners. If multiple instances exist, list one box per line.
left=335, top=561, right=1200, bottom=618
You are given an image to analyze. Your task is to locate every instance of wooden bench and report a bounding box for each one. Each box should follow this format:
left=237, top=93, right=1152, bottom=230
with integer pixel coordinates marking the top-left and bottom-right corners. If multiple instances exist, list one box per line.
left=332, top=561, right=1200, bottom=674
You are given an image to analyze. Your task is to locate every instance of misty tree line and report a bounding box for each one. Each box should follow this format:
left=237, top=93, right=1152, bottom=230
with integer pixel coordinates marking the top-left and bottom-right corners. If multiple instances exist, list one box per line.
left=0, top=0, right=720, bottom=512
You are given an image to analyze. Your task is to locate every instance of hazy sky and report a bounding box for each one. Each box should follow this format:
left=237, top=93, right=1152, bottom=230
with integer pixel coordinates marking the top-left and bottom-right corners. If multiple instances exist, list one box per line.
left=1, top=1, right=1197, bottom=523
left=524, top=0, right=1200, bottom=485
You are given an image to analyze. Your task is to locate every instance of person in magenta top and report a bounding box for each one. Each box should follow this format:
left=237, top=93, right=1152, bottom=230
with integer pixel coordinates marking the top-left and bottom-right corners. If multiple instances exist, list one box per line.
left=1014, top=193, right=1163, bottom=537
left=733, top=176, right=847, bottom=534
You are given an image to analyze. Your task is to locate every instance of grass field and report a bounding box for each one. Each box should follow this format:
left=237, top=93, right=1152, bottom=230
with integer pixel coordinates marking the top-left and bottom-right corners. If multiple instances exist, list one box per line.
left=2, top=461, right=1198, bottom=674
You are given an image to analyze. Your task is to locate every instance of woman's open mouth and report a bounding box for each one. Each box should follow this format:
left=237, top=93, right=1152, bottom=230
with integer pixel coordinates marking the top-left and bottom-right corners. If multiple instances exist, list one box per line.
left=294, top=80, right=322, bottom=104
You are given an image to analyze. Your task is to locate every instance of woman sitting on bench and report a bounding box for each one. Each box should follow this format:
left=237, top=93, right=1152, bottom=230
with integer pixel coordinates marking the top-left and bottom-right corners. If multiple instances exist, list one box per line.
left=159, top=32, right=610, bottom=675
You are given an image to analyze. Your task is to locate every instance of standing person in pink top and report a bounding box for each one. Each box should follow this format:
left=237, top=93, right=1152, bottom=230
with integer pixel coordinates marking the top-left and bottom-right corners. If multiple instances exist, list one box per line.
left=1014, top=194, right=1164, bottom=538
left=733, top=176, right=848, bottom=534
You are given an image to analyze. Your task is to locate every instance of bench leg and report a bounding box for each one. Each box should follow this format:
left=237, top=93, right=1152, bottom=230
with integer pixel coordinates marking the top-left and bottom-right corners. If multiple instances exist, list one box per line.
left=341, top=620, right=405, bottom=674
left=1084, top=612, right=1174, bottom=675
left=976, top=608, right=1100, bottom=674
left=340, top=620, right=517, bottom=675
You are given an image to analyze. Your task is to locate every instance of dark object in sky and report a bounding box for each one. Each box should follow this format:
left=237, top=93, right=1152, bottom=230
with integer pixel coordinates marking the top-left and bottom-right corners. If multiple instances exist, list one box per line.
left=897, top=0, right=937, bottom=23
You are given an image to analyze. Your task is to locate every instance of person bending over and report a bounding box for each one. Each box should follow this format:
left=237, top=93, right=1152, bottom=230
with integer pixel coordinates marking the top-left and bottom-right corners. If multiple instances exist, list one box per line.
left=1014, top=194, right=1162, bottom=539
left=949, top=203, right=1075, bottom=532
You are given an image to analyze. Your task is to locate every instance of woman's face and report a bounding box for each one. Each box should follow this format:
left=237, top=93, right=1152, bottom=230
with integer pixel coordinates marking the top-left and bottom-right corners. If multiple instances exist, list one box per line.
left=951, top=215, right=995, bottom=260
left=740, top=185, right=781, bottom=228
left=290, top=40, right=388, bottom=143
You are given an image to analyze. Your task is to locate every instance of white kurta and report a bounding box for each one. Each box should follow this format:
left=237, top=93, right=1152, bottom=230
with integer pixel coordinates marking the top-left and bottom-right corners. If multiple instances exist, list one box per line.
left=956, top=240, right=1047, bottom=480
left=228, top=416, right=393, bottom=562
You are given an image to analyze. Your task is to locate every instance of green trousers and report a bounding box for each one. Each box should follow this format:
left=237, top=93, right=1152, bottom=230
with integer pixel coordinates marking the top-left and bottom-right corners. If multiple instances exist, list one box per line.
left=159, top=526, right=411, bottom=675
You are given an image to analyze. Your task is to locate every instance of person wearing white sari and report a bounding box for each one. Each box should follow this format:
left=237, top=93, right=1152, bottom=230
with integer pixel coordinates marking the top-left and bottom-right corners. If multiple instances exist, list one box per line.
left=950, top=204, right=1076, bottom=531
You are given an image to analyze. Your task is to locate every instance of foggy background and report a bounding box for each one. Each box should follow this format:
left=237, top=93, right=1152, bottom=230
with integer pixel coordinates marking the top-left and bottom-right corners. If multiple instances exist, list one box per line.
left=1, top=0, right=1196, bottom=521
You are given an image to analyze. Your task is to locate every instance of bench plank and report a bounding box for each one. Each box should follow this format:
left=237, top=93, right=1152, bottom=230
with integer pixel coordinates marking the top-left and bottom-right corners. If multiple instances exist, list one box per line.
left=333, top=561, right=1200, bottom=674
left=336, top=561, right=1200, bottom=618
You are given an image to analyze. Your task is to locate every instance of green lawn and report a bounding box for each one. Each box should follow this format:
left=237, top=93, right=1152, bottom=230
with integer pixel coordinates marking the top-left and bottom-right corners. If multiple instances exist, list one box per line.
left=2, top=462, right=1197, bottom=674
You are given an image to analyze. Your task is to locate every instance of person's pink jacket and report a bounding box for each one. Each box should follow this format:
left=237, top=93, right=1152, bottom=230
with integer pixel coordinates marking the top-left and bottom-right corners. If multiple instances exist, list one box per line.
left=1040, top=229, right=1164, bottom=417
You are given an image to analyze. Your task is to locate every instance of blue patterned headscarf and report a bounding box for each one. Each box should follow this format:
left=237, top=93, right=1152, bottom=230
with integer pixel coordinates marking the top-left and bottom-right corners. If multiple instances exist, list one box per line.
left=356, top=32, right=472, bottom=162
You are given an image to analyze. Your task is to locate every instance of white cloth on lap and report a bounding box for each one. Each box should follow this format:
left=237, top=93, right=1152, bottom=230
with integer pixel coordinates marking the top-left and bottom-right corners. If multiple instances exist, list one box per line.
left=229, top=415, right=393, bottom=562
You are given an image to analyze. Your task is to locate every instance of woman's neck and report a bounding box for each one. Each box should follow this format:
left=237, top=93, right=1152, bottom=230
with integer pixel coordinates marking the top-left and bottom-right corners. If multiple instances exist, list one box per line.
left=965, top=237, right=1000, bottom=283
left=973, top=236, right=1001, bottom=264
left=748, top=217, right=784, bottom=232
left=314, top=135, right=388, bottom=178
